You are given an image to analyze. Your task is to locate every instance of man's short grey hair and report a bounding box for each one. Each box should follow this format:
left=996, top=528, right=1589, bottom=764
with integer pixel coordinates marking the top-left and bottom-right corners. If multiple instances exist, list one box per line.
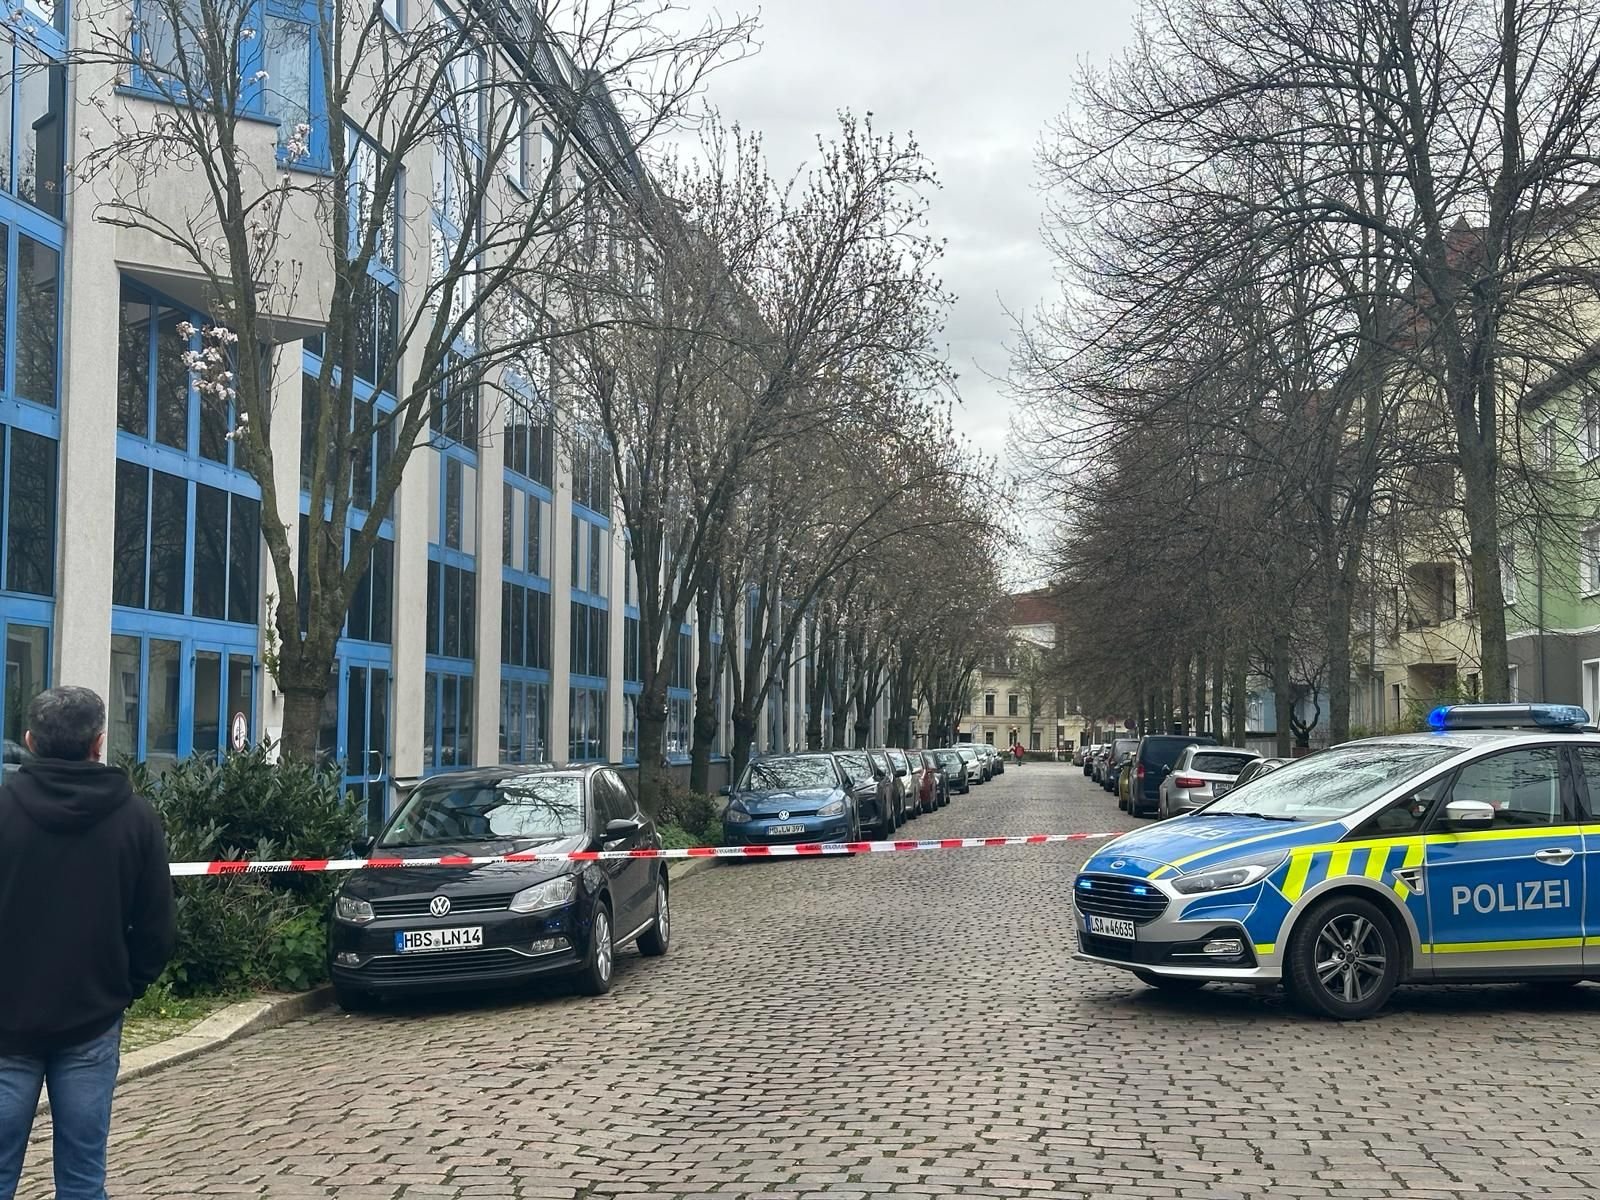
left=27, top=686, right=107, bottom=761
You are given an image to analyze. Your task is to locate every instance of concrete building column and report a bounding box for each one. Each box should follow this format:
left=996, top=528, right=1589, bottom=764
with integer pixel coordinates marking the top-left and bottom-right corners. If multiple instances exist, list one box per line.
left=550, top=461, right=573, bottom=764
left=474, top=414, right=504, bottom=766
left=54, top=48, right=120, bottom=693
left=258, top=343, right=305, bottom=748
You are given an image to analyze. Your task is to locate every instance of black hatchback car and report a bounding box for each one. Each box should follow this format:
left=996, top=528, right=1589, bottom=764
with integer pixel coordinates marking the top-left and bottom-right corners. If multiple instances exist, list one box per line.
left=328, top=765, right=668, bottom=1010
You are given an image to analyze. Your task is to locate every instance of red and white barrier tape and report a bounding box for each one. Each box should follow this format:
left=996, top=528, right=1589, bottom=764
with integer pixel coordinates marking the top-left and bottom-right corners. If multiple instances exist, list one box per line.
left=167, top=831, right=1121, bottom=877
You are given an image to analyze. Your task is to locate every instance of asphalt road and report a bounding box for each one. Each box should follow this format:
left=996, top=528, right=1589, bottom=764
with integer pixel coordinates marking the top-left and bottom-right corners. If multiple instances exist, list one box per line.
left=17, top=762, right=1600, bottom=1197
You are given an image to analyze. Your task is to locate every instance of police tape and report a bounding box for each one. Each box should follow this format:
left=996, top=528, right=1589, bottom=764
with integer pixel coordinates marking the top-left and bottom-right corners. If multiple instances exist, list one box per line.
left=167, top=831, right=1123, bottom=877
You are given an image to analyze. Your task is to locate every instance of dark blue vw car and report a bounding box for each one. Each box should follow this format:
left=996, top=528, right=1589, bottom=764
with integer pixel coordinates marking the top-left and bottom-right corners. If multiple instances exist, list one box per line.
left=721, top=753, right=860, bottom=846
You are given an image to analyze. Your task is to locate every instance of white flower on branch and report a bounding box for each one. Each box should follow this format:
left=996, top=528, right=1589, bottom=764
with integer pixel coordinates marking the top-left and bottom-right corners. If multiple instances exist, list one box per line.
left=252, top=70, right=269, bottom=83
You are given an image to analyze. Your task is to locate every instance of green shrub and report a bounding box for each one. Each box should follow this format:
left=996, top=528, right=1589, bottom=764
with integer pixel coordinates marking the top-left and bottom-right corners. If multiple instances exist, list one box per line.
left=656, top=779, right=721, bottom=843
left=129, top=743, right=361, bottom=997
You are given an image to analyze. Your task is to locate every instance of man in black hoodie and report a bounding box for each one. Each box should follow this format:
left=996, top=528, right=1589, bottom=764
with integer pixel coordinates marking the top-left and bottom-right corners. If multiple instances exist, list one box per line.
left=0, top=686, right=176, bottom=1200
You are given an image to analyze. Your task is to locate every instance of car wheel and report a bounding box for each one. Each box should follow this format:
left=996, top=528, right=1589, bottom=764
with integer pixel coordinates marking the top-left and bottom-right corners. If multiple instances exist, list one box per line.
left=1133, top=970, right=1207, bottom=992
left=576, top=904, right=616, bottom=996
left=1117, top=796, right=1126, bottom=811
left=334, top=985, right=376, bottom=1013
left=1286, top=895, right=1399, bottom=1020
left=637, top=879, right=670, bottom=957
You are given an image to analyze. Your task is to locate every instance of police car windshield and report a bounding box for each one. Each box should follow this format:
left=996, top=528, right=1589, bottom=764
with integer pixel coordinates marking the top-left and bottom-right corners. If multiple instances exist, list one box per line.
left=1205, top=743, right=1460, bottom=821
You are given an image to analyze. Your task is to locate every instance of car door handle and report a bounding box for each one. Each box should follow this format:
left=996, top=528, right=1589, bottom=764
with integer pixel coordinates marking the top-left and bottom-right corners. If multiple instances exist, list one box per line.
left=1534, top=847, right=1575, bottom=866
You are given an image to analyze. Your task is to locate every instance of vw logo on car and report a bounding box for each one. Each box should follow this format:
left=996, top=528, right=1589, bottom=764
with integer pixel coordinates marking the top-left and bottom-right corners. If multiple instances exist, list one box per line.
left=429, top=895, right=452, bottom=918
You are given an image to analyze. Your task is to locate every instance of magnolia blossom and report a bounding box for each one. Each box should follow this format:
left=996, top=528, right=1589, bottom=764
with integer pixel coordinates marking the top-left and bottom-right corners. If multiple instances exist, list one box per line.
left=252, top=69, right=269, bottom=83
left=239, top=26, right=255, bottom=38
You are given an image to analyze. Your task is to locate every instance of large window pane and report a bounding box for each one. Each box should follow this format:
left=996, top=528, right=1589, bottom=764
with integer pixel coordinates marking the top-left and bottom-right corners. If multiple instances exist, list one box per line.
left=146, top=638, right=181, bottom=763
left=112, top=461, right=148, bottom=607
left=16, top=48, right=64, bottom=219
left=108, top=635, right=141, bottom=763
left=155, top=307, right=190, bottom=450
left=118, top=287, right=151, bottom=435
left=15, top=238, right=58, bottom=407
left=439, top=671, right=457, bottom=766
left=3, top=623, right=47, bottom=746
left=444, top=457, right=462, bottom=549
left=192, top=482, right=228, bottom=618
left=263, top=17, right=312, bottom=156
left=228, top=496, right=260, bottom=624
left=370, top=538, right=392, bottom=644
left=5, top=429, right=54, bottom=596
left=526, top=493, right=541, bottom=575
left=193, top=650, right=220, bottom=759
left=346, top=665, right=367, bottom=777
left=148, top=470, right=187, bottom=613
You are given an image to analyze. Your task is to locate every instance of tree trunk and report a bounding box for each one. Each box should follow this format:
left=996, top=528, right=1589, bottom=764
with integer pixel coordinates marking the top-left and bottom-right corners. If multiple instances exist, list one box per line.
left=1229, top=664, right=1247, bottom=748
left=1325, top=575, right=1354, bottom=745
left=688, top=587, right=719, bottom=796
left=636, top=683, right=669, bottom=816
left=1272, top=632, right=1293, bottom=758
left=731, top=712, right=758, bottom=782
left=280, top=680, right=327, bottom=763
left=1458, top=406, right=1510, bottom=699
left=831, top=697, right=850, bottom=748
left=1210, top=655, right=1225, bottom=745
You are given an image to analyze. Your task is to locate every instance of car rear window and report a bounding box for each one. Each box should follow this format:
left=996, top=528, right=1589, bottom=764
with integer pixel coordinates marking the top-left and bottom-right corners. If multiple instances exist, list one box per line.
left=1191, top=751, right=1255, bottom=774
left=1140, top=736, right=1215, bottom=767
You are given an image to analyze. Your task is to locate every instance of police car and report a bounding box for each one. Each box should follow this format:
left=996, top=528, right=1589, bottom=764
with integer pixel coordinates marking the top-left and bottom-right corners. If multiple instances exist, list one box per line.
left=1073, top=704, right=1600, bottom=1018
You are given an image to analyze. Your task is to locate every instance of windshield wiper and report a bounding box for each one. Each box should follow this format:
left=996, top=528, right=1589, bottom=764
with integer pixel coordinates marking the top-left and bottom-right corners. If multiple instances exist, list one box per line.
left=1199, top=811, right=1297, bottom=822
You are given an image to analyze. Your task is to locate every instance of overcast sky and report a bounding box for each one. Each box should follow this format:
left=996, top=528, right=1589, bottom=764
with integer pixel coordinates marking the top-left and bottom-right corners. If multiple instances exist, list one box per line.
left=674, top=0, right=1142, bottom=580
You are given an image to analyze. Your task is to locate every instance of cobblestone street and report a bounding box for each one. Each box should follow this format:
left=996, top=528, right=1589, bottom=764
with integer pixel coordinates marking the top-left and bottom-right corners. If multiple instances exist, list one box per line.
left=19, top=762, right=1600, bottom=1198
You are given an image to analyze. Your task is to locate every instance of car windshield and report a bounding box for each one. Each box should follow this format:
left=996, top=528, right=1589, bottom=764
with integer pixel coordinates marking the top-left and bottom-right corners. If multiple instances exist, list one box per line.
left=1205, top=744, right=1462, bottom=821
left=936, top=751, right=962, bottom=767
left=380, top=774, right=585, bottom=847
left=836, top=752, right=871, bottom=777
left=1192, top=751, right=1257, bottom=774
left=886, top=750, right=908, bottom=770
left=868, top=751, right=890, bottom=773
left=740, top=757, right=838, bottom=791
left=957, top=747, right=977, bottom=761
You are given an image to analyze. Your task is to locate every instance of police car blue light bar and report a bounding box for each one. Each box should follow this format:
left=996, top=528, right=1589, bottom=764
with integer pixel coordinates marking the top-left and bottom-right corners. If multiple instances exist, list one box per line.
left=1426, top=703, right=1591, bottom=731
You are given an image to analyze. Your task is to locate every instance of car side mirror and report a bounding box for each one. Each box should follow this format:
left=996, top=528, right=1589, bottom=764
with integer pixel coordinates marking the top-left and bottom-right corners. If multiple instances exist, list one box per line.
left=351, top=835, right=375, bottom=858
left=718, top=785, right=731, bottom=796
left=1444, top=799, right=1495, bottom=825
left=603, top=818, right=643, bottom=842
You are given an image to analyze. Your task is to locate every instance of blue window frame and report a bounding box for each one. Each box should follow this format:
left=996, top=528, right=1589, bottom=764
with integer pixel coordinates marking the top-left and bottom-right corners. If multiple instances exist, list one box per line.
left=500, top=674, right=548, bottom=764
left=130, top=0, right=330, bottom=168
left=112, top=278, right=261, bottom=766
left=424, top=666, right=474, bottom=771
left=0, top=619, right=47, bottom=750
left=569, top=681, right=606, bottom=762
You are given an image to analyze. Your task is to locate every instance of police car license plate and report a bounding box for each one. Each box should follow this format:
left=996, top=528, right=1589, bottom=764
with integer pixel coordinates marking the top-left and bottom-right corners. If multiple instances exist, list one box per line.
left=1088, top=915, right=1135, bottom=939
left=767, top=824, right=806, bottom=836
left=395, top=927, right=483, bottom=953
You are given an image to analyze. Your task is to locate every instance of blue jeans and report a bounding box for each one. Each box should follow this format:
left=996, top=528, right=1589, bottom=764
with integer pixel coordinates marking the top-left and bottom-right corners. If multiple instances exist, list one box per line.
left=0, top=1019, right=122, bottom=1200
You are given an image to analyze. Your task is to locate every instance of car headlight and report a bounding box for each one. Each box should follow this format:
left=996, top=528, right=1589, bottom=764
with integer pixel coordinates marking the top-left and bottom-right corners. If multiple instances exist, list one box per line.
left=725, top=803, right=752, bottom=824
left=509, top=875, right=578, bottom=913
left=335, top=894, right=375, bottom=924
left=816, top=798, right=845, bottom=818
left=1171, top=854, right=1287, bottom=895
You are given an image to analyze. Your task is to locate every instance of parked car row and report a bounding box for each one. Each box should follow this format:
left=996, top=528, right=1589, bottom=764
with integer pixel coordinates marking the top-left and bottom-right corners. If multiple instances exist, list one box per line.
left=324, top=740, right=1013, bottom=1013
left=722, top=742, right=1005, bottom=844
left=1082, top=732, right=1294, bottom=820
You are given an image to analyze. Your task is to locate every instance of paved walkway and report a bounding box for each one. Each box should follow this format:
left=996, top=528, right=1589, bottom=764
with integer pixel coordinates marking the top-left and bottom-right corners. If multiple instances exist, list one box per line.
left=16, top=763, right=1600, bottom=1197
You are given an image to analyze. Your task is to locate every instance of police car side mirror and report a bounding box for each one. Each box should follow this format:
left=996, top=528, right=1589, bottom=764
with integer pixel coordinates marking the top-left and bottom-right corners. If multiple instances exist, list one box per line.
left=1444, top=799, right=1495, bottom=824
left=718, top=785, right=732, bottom=796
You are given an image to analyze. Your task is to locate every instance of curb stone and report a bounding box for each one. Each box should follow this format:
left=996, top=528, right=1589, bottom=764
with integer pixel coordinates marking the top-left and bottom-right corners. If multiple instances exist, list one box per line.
left=667, top=856, right=719, bottom=885
left=32, top=986, right=334, bottom=1127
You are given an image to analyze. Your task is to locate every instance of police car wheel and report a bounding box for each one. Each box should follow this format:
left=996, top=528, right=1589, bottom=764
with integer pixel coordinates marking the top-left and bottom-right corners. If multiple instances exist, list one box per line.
left=1286, top=895, right=1399, bottom=1020
left=1133, top=970, right=1206, bottom=992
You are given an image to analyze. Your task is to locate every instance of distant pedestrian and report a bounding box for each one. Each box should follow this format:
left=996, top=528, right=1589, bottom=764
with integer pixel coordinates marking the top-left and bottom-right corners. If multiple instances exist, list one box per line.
left=0, top=686, right=176, bottom=1200
left=1012, top=742, right=1025, bottom=764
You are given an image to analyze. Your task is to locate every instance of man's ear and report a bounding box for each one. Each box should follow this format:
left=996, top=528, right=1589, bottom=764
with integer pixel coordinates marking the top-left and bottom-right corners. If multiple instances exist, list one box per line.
left=92, top=731, right=107, bottom=763
left=23, top=731, right=35, bottom=755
